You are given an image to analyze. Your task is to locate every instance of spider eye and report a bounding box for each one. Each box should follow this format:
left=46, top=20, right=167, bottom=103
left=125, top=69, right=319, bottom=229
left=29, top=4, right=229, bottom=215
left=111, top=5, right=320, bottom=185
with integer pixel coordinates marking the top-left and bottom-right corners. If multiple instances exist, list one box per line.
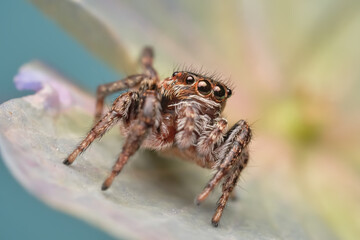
left=227, top=88, right=232, bottom=98
left=214, top=85, right=226, bottom=100
left=172, top=71, right=179, bottom=77
left=197, top=80, right=212, bottom=95
left=186, top=75, right=195, bottom=85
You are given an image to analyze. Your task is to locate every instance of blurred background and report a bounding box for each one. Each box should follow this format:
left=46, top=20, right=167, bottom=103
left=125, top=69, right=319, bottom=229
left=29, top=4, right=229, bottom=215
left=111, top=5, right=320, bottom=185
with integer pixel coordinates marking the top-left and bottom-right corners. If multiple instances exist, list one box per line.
left=1, top=0, right=360, bottom=239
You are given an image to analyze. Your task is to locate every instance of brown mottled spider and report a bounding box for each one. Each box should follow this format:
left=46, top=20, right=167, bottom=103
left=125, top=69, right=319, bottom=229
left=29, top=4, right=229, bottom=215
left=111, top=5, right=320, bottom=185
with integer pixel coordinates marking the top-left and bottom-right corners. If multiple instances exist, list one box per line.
left=63, top=47, right=252, bottom=227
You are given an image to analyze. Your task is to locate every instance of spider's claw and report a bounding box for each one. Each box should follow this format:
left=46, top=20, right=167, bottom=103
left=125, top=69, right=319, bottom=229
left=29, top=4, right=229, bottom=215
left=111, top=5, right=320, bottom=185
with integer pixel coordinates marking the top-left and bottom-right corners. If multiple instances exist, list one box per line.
left=194, top=198, right=201, bottom=206
left=101, top=183, right=109, bottom=191
left=211, top=220, right=219, bottom=228
left=101, top=176, right=114, bottom=191
left=195, top=188, right=211, bottom=205
left=63, top=159, right=72, bottom=166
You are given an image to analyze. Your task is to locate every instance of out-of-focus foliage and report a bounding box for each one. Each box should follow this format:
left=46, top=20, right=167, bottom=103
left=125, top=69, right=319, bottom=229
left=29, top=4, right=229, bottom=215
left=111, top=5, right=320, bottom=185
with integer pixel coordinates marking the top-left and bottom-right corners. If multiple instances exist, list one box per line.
left=4, top=0, right=360, bottom=239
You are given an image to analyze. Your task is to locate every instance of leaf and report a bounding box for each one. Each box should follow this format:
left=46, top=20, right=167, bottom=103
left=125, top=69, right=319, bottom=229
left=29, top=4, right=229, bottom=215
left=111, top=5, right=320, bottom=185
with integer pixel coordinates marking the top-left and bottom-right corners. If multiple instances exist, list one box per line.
left=7, top=1, right=360, bottom=239
left=0, top=62, right=340, bottom=239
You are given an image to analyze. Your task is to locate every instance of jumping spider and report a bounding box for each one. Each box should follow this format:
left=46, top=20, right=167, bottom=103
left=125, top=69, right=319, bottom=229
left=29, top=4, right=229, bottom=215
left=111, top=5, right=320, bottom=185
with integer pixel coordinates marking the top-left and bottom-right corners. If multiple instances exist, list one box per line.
left=63, top=47, right=252, bottom=227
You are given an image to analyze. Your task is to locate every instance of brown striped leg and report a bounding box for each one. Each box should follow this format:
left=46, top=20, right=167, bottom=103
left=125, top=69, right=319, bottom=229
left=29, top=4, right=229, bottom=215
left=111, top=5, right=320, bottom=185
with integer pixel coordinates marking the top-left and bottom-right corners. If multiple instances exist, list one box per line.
left=63, top=111, right=120, bottom=165
left=102, top=91, right=160, bottom=190
left=211, top=149, right=249, bottom=227
left=197, top=118, right=228, bottom=156
left=139, top=46, right=158, bottom=79
left=195, top=120, right=251, bottom=205
left=95, top=74, right=146, bottom=123
left=64, top=92, right=136, bottom=166
left=175, top=103, right=198, bottom=149
left=95, top=47, right=158, bottom=123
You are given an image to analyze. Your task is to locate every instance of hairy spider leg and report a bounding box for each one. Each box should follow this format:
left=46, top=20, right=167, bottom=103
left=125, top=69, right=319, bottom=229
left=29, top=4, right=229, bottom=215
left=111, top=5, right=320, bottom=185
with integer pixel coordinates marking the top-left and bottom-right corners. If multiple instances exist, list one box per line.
left=140, top=46, right=158, bottom=79
left=63, top=92, right=136, bottom=165
left=195, top=120, right=251, bottom=205
left=212, top=149, right=249, bottom=227
left=175, top=103, right=198, bottom=149
left=94, top=74, right=146, bottom=123
left=196, top=118, right=228, bottom=156
left=102, top=90, right=161, bottom=190
left=94, top=47, right=158, bottom=123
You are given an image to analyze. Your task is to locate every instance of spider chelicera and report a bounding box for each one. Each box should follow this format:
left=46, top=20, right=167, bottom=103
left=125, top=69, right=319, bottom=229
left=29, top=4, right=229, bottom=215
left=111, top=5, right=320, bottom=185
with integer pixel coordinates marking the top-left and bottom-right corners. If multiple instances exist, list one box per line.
left=63, top=47, right=252, bottom=227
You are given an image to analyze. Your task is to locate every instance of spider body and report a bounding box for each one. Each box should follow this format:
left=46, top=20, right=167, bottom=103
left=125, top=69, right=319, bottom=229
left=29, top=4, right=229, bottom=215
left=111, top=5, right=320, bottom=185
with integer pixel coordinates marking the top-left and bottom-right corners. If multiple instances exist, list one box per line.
left=64, top=47, right=252, bottom=227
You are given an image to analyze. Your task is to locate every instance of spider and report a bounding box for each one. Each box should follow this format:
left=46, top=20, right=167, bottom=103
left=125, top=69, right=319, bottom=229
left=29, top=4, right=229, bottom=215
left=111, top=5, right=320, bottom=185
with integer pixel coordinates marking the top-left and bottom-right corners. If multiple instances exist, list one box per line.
left=63, top=47, right=252, bottom=227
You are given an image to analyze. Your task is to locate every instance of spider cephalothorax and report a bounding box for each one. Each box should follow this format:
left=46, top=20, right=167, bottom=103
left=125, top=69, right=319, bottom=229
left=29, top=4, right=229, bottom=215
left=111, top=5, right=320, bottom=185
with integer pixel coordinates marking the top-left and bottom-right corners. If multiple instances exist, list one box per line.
left=63, top=47, right=252, bottom=227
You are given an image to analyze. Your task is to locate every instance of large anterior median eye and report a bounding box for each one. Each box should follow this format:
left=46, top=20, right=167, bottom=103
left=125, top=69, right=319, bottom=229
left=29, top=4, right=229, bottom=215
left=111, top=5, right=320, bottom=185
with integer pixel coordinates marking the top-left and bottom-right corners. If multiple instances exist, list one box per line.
left=214, top=84, right=226, bottom=100
left=197, top=80, right=212, bottom=95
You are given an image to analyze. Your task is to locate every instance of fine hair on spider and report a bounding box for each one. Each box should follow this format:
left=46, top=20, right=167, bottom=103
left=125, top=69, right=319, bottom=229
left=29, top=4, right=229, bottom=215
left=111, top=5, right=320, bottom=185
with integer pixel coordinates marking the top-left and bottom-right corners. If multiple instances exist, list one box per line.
left=172, top=63, right=235, bottom=92
left=63, top=46, right=252, bottom=227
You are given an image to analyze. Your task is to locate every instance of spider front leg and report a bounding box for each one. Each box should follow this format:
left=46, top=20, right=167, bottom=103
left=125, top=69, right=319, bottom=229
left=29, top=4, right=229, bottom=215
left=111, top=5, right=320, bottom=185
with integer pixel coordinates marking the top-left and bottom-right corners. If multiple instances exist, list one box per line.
left=102, top=90, right=161, bottom=190
left=175, top=102, right=199, bottom=149
left=197, top=118, right=228, bottom=156
left=63, top=92, right=137, bottom=165
left=94, top=74, right=146, bottom=123
left=94, top=47, right=158, bottom=123
left=212, top=149, right=249, bottom=227
left=196, top=120, right=251, bottom=227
